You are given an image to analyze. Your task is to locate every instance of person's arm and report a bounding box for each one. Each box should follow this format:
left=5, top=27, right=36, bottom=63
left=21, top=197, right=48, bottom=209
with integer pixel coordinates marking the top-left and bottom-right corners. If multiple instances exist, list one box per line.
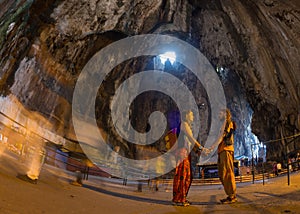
left=181, top=122, right=212, bottom=154
left=181, top=122, right=202, bottom=149
left=224, top=121, right=236, bottom=138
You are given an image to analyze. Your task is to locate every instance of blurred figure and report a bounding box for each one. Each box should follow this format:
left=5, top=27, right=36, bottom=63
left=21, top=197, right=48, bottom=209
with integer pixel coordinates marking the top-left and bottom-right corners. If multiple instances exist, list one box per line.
left=297, top=153, right=300, bottom=170
left=273, top=162, right=278, bottom=176
left=246, top=166, right=250, bottom=175
left=108, top=145, right=121, bottom=165
left=71, top=170, right=83, bottom=187
left=277, top=162, right=282, bottom=173
left=149, top=156, right=165, bottom=191
left=17, top=140, right=46, bottom=184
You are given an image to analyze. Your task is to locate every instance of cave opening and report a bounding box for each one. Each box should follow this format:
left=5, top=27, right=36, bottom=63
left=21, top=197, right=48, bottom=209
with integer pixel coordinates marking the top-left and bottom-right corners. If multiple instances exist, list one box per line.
left=158, top=51, right=176, bottom=65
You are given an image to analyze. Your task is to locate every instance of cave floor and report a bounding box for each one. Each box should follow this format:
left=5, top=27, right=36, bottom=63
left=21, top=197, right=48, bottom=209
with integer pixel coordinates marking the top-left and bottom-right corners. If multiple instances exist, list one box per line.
left=0, top=148, right=299, bottom=214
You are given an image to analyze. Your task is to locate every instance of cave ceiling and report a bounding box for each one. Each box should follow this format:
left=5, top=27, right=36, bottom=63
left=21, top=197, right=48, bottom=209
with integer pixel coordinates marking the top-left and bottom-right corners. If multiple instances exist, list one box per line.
left=0, top=0, right=299, bottom=161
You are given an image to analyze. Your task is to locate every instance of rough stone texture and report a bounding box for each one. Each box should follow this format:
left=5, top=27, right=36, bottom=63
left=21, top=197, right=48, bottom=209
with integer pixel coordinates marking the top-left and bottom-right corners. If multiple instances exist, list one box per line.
left=190, top=0, right=300, bottom=160
left=0, top=0, right=299, bottom=161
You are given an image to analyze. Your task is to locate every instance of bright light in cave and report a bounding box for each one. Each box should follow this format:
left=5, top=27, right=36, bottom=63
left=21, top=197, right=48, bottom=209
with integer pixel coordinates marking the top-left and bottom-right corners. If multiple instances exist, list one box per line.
left=159, top=51, right=176, bottom=64
left=216, top=66, right=224, bottom=73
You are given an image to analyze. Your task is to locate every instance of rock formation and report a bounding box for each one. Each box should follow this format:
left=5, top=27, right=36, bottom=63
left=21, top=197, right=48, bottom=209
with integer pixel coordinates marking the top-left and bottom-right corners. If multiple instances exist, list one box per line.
left=0, top=0, right=299, bottom=162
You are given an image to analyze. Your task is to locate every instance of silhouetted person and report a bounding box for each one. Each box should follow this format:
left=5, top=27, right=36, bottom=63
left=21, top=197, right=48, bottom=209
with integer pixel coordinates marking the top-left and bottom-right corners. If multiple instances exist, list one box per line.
left=164, top=58, right=172, bottom=72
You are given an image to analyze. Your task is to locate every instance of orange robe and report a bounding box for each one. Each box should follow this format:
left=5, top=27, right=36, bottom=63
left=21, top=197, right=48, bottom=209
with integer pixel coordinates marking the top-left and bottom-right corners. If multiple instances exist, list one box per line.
left=217, top=121, right=236, bottom=198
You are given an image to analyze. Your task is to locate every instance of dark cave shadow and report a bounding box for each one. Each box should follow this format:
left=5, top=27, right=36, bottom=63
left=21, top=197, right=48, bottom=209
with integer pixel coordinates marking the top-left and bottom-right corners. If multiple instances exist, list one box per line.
left=236, top=194, right=276, bottom=214
left=83, top=183, right=220, bottom=206
left=254, top=190, right=300, bottom=201
left=83, top=184, right=171, bottom=205
left=237, top=192, right=300, bottom=214
left=188, top=201, right=219, bottom=206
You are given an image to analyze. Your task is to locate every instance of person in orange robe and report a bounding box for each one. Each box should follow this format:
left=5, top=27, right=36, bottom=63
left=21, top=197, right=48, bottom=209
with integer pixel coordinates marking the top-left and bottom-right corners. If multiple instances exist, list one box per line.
left=218, top=109, right=237, bottom=204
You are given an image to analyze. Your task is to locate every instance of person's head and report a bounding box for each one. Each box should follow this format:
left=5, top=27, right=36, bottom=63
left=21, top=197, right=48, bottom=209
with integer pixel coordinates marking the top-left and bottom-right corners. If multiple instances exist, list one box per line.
left=182, top=110, right=194, bottom=124
left=114, top=146, right=120, bottom=152
left=218, top=109, right=226, bottom=121
left=226, top=108, right=232, bottom=122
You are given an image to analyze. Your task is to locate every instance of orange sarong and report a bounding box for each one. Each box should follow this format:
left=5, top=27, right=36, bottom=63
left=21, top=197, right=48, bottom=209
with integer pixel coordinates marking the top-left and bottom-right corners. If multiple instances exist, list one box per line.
left=172, top=149, right=192, bottom=203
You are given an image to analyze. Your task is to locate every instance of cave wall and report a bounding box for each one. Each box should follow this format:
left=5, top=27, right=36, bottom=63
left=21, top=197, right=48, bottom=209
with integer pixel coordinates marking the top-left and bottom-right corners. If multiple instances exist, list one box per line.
left=0, top=0, right=299, bottom=161
left=190, top=0, right=300, bottom=160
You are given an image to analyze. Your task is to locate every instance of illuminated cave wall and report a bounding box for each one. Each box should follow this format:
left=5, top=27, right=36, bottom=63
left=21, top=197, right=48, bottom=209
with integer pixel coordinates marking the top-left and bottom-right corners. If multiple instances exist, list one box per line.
left=0, top=0, right=299, bottom=161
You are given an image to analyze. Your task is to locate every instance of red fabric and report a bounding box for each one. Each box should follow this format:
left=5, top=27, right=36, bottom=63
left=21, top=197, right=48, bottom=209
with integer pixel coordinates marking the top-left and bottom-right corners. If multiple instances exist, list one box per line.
left=172, top=151, right=192, bottom=203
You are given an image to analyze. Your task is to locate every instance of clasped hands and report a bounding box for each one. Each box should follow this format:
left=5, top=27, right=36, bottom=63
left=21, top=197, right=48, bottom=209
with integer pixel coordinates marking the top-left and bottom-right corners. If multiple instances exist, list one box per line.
left=197, top=145, right=214, bottom=155
left=196, top=144, right=213, bottom=155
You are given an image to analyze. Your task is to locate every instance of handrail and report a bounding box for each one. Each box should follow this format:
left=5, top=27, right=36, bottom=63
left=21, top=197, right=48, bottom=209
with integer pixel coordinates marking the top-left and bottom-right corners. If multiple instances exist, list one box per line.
left=0, top=111, right=88, bottom=159
left=1, top=110, right=299, bottom=184
left=264, top=132, right=300, bottom=144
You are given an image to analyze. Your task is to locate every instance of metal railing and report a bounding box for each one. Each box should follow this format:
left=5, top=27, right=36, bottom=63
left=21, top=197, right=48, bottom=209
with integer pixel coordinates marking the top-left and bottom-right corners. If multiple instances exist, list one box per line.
left=1, top=110, right=299, bottom=185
